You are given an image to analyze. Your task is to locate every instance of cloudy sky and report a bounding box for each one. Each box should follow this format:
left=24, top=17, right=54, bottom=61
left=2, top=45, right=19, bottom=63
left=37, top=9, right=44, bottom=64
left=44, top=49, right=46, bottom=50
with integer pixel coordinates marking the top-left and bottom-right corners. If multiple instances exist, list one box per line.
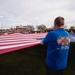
left=0, top=0, right=75, bottom=29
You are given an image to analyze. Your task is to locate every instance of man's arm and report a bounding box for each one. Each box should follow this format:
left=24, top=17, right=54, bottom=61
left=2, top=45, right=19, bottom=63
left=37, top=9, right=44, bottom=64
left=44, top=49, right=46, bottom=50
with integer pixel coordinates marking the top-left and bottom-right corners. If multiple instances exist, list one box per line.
left=40, top=32, right=50, bottom=45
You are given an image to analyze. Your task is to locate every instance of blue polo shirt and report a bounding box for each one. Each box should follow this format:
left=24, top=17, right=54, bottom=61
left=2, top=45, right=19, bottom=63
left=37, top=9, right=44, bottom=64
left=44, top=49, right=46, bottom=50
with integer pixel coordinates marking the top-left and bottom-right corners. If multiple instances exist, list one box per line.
left=42, top=28, right=70, bottom=70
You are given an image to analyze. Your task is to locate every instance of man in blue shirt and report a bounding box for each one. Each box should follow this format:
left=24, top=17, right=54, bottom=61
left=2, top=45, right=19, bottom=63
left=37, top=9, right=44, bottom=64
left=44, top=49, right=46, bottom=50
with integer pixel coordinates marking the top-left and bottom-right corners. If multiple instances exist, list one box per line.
left=41, top=16, right=70, bottom=75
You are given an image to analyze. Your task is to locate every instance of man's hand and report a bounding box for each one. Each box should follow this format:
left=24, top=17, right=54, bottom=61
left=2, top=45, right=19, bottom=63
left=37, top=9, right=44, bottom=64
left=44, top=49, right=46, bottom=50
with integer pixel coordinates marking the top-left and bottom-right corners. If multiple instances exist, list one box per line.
left=40, top=41, right=44, bottom=45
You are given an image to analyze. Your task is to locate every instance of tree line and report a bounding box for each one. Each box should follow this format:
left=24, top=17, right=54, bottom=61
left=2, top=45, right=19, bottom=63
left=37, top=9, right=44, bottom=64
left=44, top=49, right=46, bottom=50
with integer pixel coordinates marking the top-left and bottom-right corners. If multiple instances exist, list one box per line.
left=24, top=25, right=75, bottom=33
left=16, top=24, right=47, bottom=32
left=0, top=24, right=75, bottom=35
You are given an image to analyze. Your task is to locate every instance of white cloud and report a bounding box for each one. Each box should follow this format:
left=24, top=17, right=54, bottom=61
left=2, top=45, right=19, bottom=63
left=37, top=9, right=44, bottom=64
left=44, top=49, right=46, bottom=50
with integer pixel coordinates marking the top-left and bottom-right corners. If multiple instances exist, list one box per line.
left=0, top=0, right=75, bottom=29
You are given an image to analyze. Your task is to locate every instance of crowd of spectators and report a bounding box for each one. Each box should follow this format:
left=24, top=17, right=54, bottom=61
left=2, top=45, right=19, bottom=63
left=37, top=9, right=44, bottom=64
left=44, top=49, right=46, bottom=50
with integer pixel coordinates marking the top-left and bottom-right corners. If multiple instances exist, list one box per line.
left=0, top=28, right=33, bottom=35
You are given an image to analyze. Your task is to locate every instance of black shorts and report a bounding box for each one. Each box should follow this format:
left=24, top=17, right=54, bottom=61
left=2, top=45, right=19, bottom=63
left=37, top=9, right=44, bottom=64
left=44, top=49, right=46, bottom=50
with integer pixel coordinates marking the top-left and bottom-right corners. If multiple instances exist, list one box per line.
left=46, top=65, right=64, bottom=75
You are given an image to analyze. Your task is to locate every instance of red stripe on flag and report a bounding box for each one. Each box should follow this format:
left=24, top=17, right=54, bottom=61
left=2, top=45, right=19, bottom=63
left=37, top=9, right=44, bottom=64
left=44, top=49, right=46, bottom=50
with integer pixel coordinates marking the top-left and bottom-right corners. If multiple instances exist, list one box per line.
left=0, top=33, right=47, bottom=54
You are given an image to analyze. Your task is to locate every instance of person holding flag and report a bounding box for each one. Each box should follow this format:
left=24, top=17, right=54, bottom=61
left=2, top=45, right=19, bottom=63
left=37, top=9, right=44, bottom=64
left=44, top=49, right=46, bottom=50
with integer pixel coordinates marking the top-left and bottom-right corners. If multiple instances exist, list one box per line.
left=41, top=16, right=70, bottom=75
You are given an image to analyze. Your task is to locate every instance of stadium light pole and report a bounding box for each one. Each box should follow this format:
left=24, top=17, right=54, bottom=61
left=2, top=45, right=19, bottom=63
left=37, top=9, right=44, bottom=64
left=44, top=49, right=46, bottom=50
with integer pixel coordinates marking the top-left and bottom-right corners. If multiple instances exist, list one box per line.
left=0, top=16, right=3, bottom=29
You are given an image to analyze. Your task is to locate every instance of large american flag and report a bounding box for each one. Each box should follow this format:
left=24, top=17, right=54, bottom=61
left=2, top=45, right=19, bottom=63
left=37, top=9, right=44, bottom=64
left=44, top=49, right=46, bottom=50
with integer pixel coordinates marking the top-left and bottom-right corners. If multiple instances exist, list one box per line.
left=0, top=33, right=75, bottom=54
left=0, top=33, right=47, bottom=54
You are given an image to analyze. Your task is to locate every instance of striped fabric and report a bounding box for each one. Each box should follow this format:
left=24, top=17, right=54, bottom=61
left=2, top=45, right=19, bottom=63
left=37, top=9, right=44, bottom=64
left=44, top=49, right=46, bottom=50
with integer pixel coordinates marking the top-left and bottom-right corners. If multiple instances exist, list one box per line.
left=0, top=33, right=75, bottom=54
left=0, top=33, right=47, bottom=54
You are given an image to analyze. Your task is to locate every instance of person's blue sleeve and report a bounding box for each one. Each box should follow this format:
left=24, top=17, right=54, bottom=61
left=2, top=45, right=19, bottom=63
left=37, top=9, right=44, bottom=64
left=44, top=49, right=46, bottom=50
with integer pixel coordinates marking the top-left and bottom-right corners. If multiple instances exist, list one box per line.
left=42, top=32, right=52, bottom=44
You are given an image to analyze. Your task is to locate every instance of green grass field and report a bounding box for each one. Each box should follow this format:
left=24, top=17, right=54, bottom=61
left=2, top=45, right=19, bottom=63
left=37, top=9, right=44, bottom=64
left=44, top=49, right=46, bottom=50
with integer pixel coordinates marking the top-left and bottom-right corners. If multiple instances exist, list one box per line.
left=0, top=43, right=75, bottom=75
